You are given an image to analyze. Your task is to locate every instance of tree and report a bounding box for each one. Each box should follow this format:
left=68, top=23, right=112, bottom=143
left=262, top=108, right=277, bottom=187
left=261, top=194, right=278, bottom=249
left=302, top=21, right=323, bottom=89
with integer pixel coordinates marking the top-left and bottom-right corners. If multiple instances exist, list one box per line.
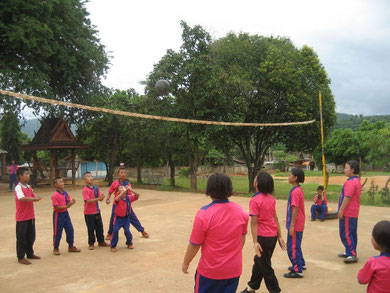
left=144, top=21, right=221, bottom=190
left=0, top=0, right=109, bottom=120
left=209, top=33, right=336, bottom=191
left=364, top=123, right=390, bottom=168
left=0, top=112, right=24, bottom=163
left=323, top=128, right=360, bottom=166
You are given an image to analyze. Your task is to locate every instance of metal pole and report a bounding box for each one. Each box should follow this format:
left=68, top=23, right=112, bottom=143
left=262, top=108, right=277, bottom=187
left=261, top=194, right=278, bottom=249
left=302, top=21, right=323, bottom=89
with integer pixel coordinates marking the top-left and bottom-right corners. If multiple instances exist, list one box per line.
left=319, top=91, right=327, bottom=190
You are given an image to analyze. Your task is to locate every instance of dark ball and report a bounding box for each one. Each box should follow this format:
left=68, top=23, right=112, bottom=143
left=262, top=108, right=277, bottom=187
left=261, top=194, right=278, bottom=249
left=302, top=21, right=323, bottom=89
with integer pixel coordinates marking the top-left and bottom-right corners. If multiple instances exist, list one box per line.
left=155, top=79, right=170, bottom=96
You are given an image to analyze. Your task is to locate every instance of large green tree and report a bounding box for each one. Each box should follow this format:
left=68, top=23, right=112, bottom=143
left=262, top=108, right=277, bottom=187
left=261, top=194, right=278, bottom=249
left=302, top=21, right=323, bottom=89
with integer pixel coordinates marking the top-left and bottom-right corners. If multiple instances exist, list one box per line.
left=144, top=21, right=221, bottom=190
left=0, top=0, right=109, bottom=120
left=0, top=112, right=24, bottom=163
left=209, top=33, right=336, bottom=191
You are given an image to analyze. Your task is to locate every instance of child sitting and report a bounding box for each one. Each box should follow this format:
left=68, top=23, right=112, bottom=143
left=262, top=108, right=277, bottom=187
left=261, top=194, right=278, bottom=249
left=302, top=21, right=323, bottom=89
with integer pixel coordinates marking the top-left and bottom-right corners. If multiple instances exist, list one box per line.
left=310, top=186, right=328, bottom=222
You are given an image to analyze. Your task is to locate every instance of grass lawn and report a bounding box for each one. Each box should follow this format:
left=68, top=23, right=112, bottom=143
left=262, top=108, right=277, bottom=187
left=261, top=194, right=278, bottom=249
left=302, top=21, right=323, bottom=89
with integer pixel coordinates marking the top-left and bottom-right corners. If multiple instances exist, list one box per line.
left=273, top=170, right=390, bottom=177
left=155, top=175, right=390, bottom=207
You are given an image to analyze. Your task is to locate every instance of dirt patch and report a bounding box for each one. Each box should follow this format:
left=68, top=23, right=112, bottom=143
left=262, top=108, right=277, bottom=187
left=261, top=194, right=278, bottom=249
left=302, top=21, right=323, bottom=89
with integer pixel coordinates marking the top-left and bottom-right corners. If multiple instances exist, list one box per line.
left=0, top=182, right=388, bottom=292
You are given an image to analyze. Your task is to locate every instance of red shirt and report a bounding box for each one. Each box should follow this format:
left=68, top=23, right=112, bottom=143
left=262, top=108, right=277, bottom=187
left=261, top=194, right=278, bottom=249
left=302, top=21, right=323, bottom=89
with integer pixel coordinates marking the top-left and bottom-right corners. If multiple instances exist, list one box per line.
left=286, top=185, right=305, bottom=232
left=358, top=252, right=390, bottom=293
left=189, top=200, right=249, bottom=279
left=108, top=180, right=132, bottom=206
left=249, top=192, right=278, bottom=237
left=339, top=176, right=361, bottom=218
left=51, top=190, right=71, bottom=213
left=82, top=185, right=101, bottom=215
left=115, top=194, right=137, bottom=217
left=314, top=194, right=327, bottom=206
left=9, top=164, right=18, bottom=175
left=14, top=183, right=36, bottom=221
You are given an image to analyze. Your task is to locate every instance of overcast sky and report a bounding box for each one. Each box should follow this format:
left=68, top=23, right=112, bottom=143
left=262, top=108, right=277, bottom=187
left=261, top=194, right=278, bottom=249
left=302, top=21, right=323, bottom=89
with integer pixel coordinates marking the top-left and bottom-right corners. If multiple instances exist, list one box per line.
left=84, top=0, right=390, bottom=116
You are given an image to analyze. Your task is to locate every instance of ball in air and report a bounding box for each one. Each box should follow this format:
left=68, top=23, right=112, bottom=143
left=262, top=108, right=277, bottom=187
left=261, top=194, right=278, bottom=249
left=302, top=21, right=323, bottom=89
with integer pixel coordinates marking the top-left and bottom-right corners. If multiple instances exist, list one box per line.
left=155, top=79, right=170, bottom=96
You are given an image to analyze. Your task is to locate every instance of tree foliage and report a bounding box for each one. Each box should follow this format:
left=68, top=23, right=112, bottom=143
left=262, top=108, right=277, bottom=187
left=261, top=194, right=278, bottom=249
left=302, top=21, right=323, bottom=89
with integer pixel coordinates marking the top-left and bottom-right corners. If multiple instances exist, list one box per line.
left=0, top=0, right=109, bottom=120
left=0, top=112, right=24, bottom=163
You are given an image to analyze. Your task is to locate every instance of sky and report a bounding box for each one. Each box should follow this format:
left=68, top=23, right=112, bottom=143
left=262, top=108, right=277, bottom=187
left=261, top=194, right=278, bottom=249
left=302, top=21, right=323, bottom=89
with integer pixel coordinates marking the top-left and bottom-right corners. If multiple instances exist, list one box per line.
left=78, top=0, right=390, bottom=116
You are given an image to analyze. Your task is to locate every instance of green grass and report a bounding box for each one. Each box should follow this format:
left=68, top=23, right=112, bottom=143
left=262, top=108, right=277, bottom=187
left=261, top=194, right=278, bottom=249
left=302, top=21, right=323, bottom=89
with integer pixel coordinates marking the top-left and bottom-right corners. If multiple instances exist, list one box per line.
left=273, top=170, right=390, bottom=177
left=154, top=175, right=390, bottom=207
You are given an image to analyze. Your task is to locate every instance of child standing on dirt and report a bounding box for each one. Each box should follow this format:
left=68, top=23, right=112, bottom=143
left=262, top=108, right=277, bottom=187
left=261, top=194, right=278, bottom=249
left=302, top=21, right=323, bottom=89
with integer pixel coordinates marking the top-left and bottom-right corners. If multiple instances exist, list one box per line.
left=82, top=172, right=109, bottom=250
left=105, top=167, right=149, bottom=240
left=51, top=177, right=81, bottom=255
left=310, top=186, right=328, bottom=222
left=15, top=167, right=42, bottom=265
left=182, top=173, right=249, bottom=293
left=240, top=171, right=286, bottom=293
left=358, top=220, right=390, bottom=292
left=284, top=168, right=306, bottom=278
left=338, top=160, right=361, bottom=264
left=110, top=185, right=139, bottom=252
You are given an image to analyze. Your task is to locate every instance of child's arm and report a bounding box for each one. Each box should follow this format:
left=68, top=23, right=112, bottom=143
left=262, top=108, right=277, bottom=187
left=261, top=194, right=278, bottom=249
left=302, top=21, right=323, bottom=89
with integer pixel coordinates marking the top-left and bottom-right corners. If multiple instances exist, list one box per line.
left=114, top=189, right=127, bottom=202
left=250, top=216, right=262, bottom=257
left=275, top=214, right=286, bottom=250
left=289, top=206, right=298, bottom=237
left=313, top=195, right=317, bottom=203
left=357, top=259, right=373, bottom=284
left=19, top=196, right=42, bottom=202
left=85, top=193, right=105, bottom=204
left=182, top=243, right=200, bottom=274
left=338, top=197, right=351, bottom=219
left=54, top=199, right=75, bottom=210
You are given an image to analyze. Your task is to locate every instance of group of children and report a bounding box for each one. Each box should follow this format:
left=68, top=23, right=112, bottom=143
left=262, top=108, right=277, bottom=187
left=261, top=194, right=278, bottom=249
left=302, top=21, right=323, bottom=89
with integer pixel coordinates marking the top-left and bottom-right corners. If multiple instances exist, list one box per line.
left=13, top=161, right=390, bottom=292
left=14, top=167, right=149, bottom=265
left=183, top=161, right=390, bottom=293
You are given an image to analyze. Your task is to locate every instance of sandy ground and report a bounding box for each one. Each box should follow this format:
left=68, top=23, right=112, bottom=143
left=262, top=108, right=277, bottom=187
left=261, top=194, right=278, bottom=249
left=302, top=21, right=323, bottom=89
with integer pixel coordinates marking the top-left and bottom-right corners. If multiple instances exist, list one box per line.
left=0, top=182, right=389, bottom=293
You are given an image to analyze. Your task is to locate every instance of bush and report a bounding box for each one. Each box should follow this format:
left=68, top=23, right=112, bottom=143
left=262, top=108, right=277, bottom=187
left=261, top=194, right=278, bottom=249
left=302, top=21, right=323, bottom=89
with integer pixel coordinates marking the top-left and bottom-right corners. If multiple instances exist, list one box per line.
left=178, top=167, right=190, bottom=177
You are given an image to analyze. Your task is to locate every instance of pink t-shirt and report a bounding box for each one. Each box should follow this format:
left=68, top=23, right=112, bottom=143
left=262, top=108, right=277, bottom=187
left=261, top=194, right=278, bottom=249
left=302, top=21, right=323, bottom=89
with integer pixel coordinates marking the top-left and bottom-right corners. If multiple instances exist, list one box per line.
left=341, top=177, right=361, bottom=218
left=15, top=183, right=36, bottom=221
left=189, top=199, right=249, bottom=279
left=249, top=193, right=278, bottom=237
left=358, top=253, right=390, bottom=293
left=51, top=190, right=72, bottom=213
left=314, top=194, right=327, bottom=206
left=82, top=185, right=101, bottom=215
left=108, top=180, right=132, bottom=206
left=286, top=185, right=305, bottom=232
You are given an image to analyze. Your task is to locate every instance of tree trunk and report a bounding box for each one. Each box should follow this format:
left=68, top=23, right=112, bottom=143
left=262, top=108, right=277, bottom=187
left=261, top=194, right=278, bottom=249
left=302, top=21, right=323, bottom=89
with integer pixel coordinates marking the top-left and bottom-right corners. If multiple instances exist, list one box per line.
left=190, top=142, right=199, bottom=191
left=106, top=162, right=114, bottom=185
left=168, top=153, right=175, bottom=187
left=137, top=160, right=142, bottom=184
left=247, top=166, right=257, bottom=193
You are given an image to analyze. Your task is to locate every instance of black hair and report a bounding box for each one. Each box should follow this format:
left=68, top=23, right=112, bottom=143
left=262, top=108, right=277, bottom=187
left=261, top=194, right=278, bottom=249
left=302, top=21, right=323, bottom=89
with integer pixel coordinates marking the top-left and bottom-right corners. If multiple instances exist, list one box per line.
left=256, top=171, right=274, bottom=194
left=317, top=186, right=324, bottom=191
left=346, top=160, right=360, bottom=175
left=16, top=167, right=29, bottom=179
left=53, top=176, right=62, bottom=185
left=291, top=168, right=305, bottom=183
left=83, top=171, right=91, bottom=178
left=372, top=220, right=390, bottom=252
left=206, top=173, right=233, bottom=199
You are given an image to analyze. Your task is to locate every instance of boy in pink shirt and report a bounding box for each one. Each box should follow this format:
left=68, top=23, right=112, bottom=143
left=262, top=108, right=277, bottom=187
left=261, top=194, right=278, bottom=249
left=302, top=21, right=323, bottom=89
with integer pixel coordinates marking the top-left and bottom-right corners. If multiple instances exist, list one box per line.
left=358, top=220, right=390, bottom=293
left=284, top=168, right=306, bottom=278
left=310, top=185, right=328, bottom=222
left=51, top=177, right=81, bottom=255
left=182, top=173, right=249, bottom=293
left=14, top=167, right=42, bottom=265
left=338, top=160, right=362, bottom=264
left=82, top=172, right=109, bottom=249
left=240, top=171, right=286, bottom=293
left=110, top=185, right=139, bottom=252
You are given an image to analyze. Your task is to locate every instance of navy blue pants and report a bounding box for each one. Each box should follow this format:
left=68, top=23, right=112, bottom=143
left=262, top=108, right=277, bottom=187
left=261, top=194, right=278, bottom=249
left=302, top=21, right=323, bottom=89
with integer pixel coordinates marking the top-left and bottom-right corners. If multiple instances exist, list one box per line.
left=9, top=174, right=18, bottom=191
left=53, top=211, right=74, bottom=249
left=108, top=205, right=144, bottom=235
left=194, top=271, right=239, bottom=293
left=287, top=231, right=305, bottom=273
left=110, top=215, right=133, bottom=248
left=339, top=216, right=358, bottom=257
left=311, top=204, right=327, bottom=220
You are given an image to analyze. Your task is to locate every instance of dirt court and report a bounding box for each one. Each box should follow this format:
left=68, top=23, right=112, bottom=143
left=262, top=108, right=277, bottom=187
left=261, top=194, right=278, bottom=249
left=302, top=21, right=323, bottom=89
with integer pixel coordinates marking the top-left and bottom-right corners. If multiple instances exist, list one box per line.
left=1, top=182, right=389, bottom=293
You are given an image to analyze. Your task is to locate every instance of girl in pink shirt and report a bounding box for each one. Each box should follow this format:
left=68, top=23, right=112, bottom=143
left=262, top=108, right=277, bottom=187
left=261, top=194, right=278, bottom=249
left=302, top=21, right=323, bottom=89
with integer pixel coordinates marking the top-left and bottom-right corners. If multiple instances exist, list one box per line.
left=241, top=171, right=286, bottom=293
left=182, top=173, right=249, bottom=293
left=358, top=220, right=390, bottom=293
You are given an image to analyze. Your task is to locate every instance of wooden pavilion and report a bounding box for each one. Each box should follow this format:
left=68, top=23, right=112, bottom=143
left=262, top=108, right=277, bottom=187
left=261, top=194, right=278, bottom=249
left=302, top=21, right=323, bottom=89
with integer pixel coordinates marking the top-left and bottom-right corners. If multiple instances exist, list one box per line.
left=21, top=117, right=88, bottom=185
